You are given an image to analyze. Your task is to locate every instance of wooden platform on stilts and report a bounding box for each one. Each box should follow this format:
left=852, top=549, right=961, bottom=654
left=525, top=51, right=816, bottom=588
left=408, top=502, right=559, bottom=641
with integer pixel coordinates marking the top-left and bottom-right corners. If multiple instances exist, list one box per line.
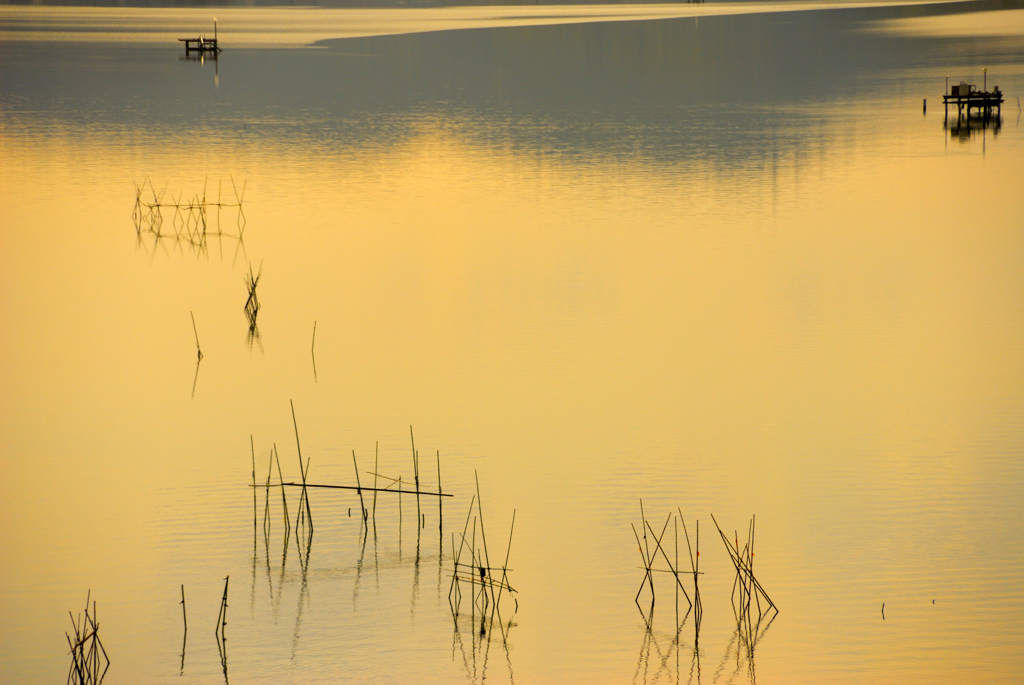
left=179, top=37, right=221, bottom=55
left=943, top=75, right=1003, bottom=120
left=179, top=20, right=222, bottom=56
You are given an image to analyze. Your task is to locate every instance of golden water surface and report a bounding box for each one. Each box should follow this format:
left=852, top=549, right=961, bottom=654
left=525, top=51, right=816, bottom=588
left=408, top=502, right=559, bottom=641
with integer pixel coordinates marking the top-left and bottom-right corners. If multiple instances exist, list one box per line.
left=1, top=1, right=1023, bottom=683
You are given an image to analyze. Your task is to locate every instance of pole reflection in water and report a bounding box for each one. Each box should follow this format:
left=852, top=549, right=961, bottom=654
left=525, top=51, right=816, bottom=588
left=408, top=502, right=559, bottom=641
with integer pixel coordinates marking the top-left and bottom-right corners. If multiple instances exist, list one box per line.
left=452, top=611, right=516, bottom=685
left=291, top=531, right=312, bottom=662
left=633, top=609, right=693, bottom=685
left=353, top=524, right=368, bottom=610
left=709, top=614, right=775, bottom=685
left=191, top=358, right=201, bottom=400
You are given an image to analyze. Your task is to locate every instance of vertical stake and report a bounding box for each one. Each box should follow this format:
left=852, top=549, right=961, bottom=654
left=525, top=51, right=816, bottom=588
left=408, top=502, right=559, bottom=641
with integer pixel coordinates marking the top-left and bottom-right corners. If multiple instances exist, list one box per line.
left=410, top=426, right=421, bottom=533
left=251, top=436, right=257, bottom=536
left=372, top=441, right=378, bottom=525
left=474, top=472, right=494, bottom=606
left=352, top=450, right=367, bottom=526
left=291, top=400, right=312, bottom=532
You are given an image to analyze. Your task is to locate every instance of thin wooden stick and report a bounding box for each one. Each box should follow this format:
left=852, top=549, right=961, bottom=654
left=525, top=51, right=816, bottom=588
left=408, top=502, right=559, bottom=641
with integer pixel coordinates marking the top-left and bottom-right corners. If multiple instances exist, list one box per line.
left=474, top=472, right=494, bottom=605
left=674, top=515, right=679, bottom=623
left=263, top=448, right=273, bottom=543
left=639, top=500, right=654, bottom=604
left=678, top=509, right=703, bottom=633
left=437, top=449, right=443, bottom=542
left=251, top=436, right=257, bottom=535
left=372, top=441, right=378, bottom=524
left=291, top=400, right=313, bottom=532
left=436, top=449, right=442, bottom=497
left=448, top=494, right=477, bottom=612
left=190, top=311, right=203, bottom=360
left=411, top=426, right=421, bottom=531
left=352, top=450, right=367, bottom=523
left=631, top=523, right=653, bottom=609
left=215, top=576, right=229, bottom=638
left=471, top=516, right=477, bottom=620
left=274, top=444, right=290, bottom=534
left=492, top=509, right=516, bottom=614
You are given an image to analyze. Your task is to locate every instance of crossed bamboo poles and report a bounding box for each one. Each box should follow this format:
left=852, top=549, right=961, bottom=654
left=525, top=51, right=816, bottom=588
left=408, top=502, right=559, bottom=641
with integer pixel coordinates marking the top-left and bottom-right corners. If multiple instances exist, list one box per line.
left=634, top=503, right=775, bottom=647
left=710, top=513, right=777, bottom=646
left=66, top=592, right=110, bottom=685
left=632, top=502, right=701, bottom=635
left=448, top=472, right=517, bottom=629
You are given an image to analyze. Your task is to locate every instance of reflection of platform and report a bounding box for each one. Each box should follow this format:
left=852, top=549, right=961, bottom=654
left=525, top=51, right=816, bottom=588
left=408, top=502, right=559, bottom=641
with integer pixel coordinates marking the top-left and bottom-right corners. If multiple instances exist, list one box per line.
left=945, top=112, right=1001, bottom=142
left=180, top=50, right=217, bottom=64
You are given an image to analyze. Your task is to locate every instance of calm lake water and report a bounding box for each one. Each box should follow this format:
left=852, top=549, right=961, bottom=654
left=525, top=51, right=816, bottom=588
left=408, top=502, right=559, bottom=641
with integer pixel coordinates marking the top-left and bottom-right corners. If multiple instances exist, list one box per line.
left=1, top=0, right=1023, bottom=682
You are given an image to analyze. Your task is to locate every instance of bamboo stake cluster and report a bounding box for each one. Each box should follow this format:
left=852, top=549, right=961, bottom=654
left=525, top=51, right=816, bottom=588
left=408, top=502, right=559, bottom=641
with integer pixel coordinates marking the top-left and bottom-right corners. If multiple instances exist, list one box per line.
left=448, top=473, right=517, bottom=627
left=710, top=513, right=776, bottom=648
left=132, top=176, right=245, bottom=248
left=633, top=505, right=776, bottom=650
left=250, top=410, right=451, bottom=556
left=244, top=262, right=262, bottom=348
left=632, top=501, right=695, bottom=632
left=65, top=592, right=110, bottom=685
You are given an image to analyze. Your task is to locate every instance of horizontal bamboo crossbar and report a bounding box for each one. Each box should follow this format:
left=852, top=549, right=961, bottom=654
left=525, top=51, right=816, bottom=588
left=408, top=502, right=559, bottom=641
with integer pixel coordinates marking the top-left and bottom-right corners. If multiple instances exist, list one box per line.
left=250, top=482, right=452, bottom=497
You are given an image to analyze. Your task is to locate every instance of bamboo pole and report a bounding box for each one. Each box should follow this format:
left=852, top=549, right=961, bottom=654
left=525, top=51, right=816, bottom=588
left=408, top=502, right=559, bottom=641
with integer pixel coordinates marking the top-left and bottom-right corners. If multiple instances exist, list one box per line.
left=251, top=436, right=257, bottom=535
left=352, top=450, right=367, bottom=524
left=474, top=472, right=494, bottom=605
left=674, top=515, right=679, bottom=624
left=471, top=516, right=477, bottom=621
left=290, top=400, right=313, bottom=532
left=679, top=510, right=702, bottom=635
left=437, top=449, right=443, bottom=550
left=274, top=444, right=290, bottom=534
left=631, top=523, right=653, bottom=610
left=492, top=509, right=516, bottom=617
left=215, top=576, right=229, bottom=639
left=250, top=482, right=453, bottom=497
left=411, top=426, right=421, bottom=531
left=372, top=441, right=378, bottom=524
left=449, top=494, right=477, bottom=613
